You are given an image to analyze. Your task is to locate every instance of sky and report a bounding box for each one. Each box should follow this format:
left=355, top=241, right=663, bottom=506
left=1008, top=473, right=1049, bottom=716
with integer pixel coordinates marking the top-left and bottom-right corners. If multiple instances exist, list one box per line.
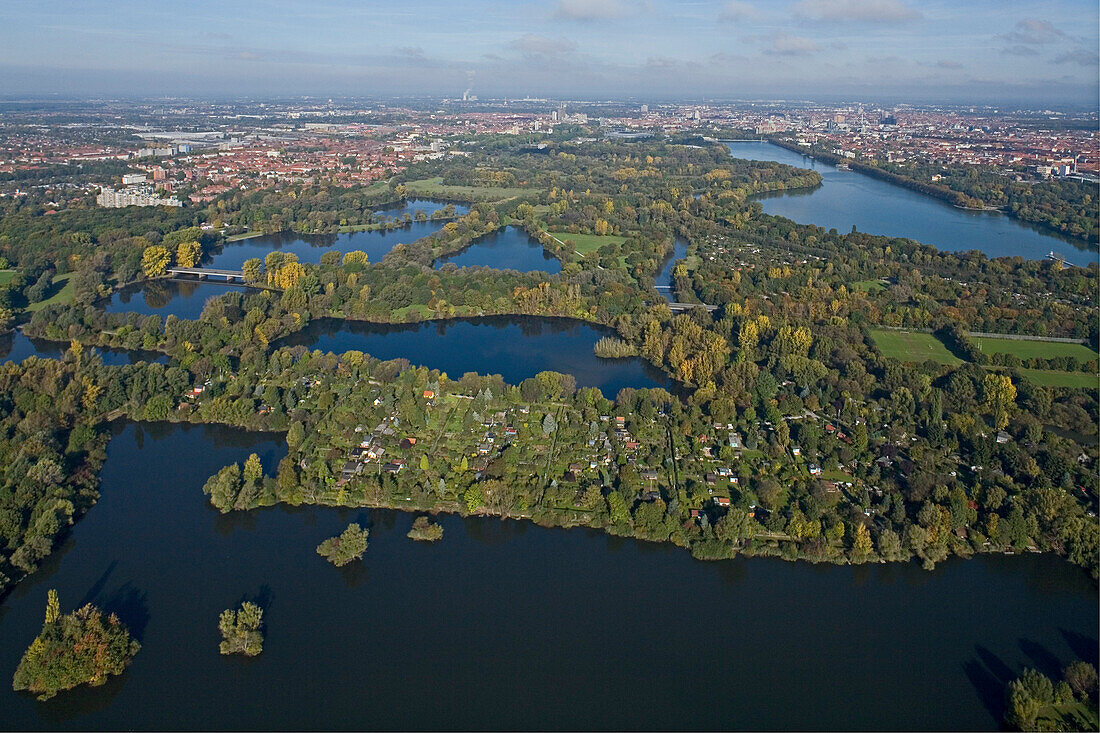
left=2, top=0, right=1097, bottom=105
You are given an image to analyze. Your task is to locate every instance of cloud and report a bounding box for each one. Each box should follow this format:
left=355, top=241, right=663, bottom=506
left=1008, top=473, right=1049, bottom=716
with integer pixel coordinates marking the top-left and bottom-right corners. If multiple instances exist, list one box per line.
left=1002, top=18, right=1066, bottom=45
left=718, top=1, right=760, bottom=21
left=793, top=0, right=918, bottom=22
left=236, top=51, right=261, bottom=61
left=765, top=32, right=820, bottom=55
left=553, top=0, right=636, bottom=20
left=1053, top=49, right=1099, bottom=66
left=509, top=33, right=577, bottom=58
left=1001, top=45, right=1040, bottom=56
left=936, top=60, right=962, bottom=69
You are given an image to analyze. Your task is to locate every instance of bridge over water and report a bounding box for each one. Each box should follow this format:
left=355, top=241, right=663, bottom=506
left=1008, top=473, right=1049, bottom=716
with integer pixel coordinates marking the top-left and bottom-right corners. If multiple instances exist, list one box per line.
left=168, top=267, right=247, bottom=282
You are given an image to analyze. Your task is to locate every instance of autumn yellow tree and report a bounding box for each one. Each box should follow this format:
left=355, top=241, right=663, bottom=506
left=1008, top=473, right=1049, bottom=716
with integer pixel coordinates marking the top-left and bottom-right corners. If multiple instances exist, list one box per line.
left=242, top=258, right=263, bottom=283
left=175, top=241, right=201, bottom=268
left=982, top=373, right=1017, bottom=430
left=141, top=245, right=171, bottom=278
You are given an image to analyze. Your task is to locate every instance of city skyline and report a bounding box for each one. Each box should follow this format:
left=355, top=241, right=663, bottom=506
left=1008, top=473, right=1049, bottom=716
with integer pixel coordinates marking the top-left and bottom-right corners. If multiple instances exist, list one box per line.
left=2, top=0, right=1098, bottom=105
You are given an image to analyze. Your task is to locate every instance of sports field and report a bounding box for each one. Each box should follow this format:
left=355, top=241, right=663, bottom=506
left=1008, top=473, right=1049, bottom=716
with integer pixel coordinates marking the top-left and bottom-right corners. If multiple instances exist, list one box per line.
left=970, top=336, right=1098, bottom=362
left=869, top=329, right=962, bottom=365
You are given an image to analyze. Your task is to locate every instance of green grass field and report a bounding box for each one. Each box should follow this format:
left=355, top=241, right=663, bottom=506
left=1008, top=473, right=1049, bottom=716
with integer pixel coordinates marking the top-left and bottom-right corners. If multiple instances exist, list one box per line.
left=26, top=272, right=75, bottom=312
left=547, top=232, right=627, bottom=254
left=1011, top=368, right=1098, bottom=389
left=851, top=279, right=886, bottom=293
left=971, top=336, right=1098, bottom=361
left=405, top=178, right=531, bottom=201
left=869, top=329, right=962, bottom=365
left=0, top=270, right=16, bottom=287
left=872, top=328, right=1097, bottom=389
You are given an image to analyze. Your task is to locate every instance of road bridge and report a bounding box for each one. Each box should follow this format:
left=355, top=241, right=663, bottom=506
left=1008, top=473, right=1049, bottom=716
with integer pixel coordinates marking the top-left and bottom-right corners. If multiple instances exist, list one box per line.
left=667, top=302, right=719, bottom=313
left=168, top=267, right=246, bottom=282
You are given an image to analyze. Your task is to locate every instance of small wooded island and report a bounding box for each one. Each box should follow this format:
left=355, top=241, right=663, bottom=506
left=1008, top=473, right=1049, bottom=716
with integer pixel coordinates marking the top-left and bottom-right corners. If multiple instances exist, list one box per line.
left=218, top=601, right=264, bottom=657
left=407, top=516, right=444, bottom=542
left=12, top=590, right=140, bottom=700
left=317, top=523, right=369, bottom=566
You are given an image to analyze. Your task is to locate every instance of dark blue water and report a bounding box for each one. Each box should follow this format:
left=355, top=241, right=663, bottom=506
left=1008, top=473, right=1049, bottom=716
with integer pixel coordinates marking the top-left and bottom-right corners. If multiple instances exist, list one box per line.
left=726, top=142, right=1097, bottom=266
left=208, top=199, right=468, bottom=270
left=435, top=226, right=561, bottom=273
left=0, top=421, right=1093, bottom=730
left=103, top=280, right=253, bottom=320
left=275, top=316, right=669, bottom=397
left=0, top=330, right=167, bottom=366
left=655, top=236, right=689, bottom=301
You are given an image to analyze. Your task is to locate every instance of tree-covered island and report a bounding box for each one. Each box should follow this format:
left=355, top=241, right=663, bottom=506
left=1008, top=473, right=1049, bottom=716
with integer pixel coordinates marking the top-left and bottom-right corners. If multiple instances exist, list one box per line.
left=12, top=590, right=140, bottom=700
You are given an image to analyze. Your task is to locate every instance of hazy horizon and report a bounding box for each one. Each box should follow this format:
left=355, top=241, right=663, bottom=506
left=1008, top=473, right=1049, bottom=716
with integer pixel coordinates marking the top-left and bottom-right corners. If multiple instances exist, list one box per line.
left=4, top=0, right=1097, bottom=106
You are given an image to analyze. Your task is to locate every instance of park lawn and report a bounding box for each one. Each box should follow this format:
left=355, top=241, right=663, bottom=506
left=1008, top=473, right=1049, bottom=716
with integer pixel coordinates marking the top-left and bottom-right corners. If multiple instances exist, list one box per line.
left=870, top=329, right=962, bottom=365
left=392, top=304, right=433, bottom=320
left=851, top=279, right=886, bottom=293
left=26, top=272, right=75, bottom=312
left=969, top=335, right=1098, bottom=361
left=225, top=231, right=266, bottom=242
left=404, top=177, right=531, bottom=201
left=0, top=270, right=16, bottom=286
left=547, top=231, right=627, bottom=254
left=1011, top=368, right=1098, bottom=389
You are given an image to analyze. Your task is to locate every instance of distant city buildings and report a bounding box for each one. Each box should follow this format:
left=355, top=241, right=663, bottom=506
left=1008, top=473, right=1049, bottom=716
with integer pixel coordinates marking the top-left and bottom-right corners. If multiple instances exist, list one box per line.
left=96, top=186, right=181, bottom=208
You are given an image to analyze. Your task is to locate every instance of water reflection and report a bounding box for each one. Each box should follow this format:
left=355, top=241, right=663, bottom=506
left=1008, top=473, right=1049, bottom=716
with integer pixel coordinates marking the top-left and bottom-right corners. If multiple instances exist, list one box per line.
left=435, top=226, right=561, bottom=273
left=208, top=199, right=469, bottom=270
left=275, top=315, right=672, bottom=397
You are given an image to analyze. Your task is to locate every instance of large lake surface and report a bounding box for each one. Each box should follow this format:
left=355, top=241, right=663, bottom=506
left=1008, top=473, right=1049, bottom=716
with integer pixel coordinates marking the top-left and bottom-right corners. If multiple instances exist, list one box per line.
left=726, top=142, right=1098, bottom=266
left=435, top=226, right=561, bottom=273
left=275, top=316, right=670, bottom=397
left=0, top=421, right=1094, bottom=730
left=207, top=199, right=469, bottom=270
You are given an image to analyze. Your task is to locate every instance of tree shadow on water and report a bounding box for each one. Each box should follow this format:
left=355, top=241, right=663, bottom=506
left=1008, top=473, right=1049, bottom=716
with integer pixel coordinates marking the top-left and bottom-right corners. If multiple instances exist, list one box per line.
left=97, top=582, right=150, bottom=640
left=237, top=584, right=274, bottom=613
left=338, top=561, right=370, bottom=589
left=1060, top=628, right=1099, bottom=668
left=77, top=560, right=118, bottom=609
left=963, top=645, right=1015, bottom=722
left=1018, top=638, right=1064, bottom=678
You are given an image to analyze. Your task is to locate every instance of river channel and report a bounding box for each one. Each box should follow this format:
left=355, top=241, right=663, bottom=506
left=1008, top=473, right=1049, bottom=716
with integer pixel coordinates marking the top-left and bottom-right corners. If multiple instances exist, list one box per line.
left=0, top=420, right=1093, bottom=730
left=725, top=142, right=1098, bottom=266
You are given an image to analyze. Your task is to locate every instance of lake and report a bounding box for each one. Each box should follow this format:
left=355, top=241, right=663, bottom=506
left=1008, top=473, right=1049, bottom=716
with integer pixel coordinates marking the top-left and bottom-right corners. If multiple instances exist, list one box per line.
left=274, top=316, right=671, bottom=397
left=103, top=280, right=254, bottom=321
left=207, top=199, right=469, bottom=270
left=725, top=142, right=1098, bottom=266
left=435, top=226, right=562, bottom=273
left=0, top=420, right=1093, bottom=730
left=0, top=330, right=167, bottom=366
